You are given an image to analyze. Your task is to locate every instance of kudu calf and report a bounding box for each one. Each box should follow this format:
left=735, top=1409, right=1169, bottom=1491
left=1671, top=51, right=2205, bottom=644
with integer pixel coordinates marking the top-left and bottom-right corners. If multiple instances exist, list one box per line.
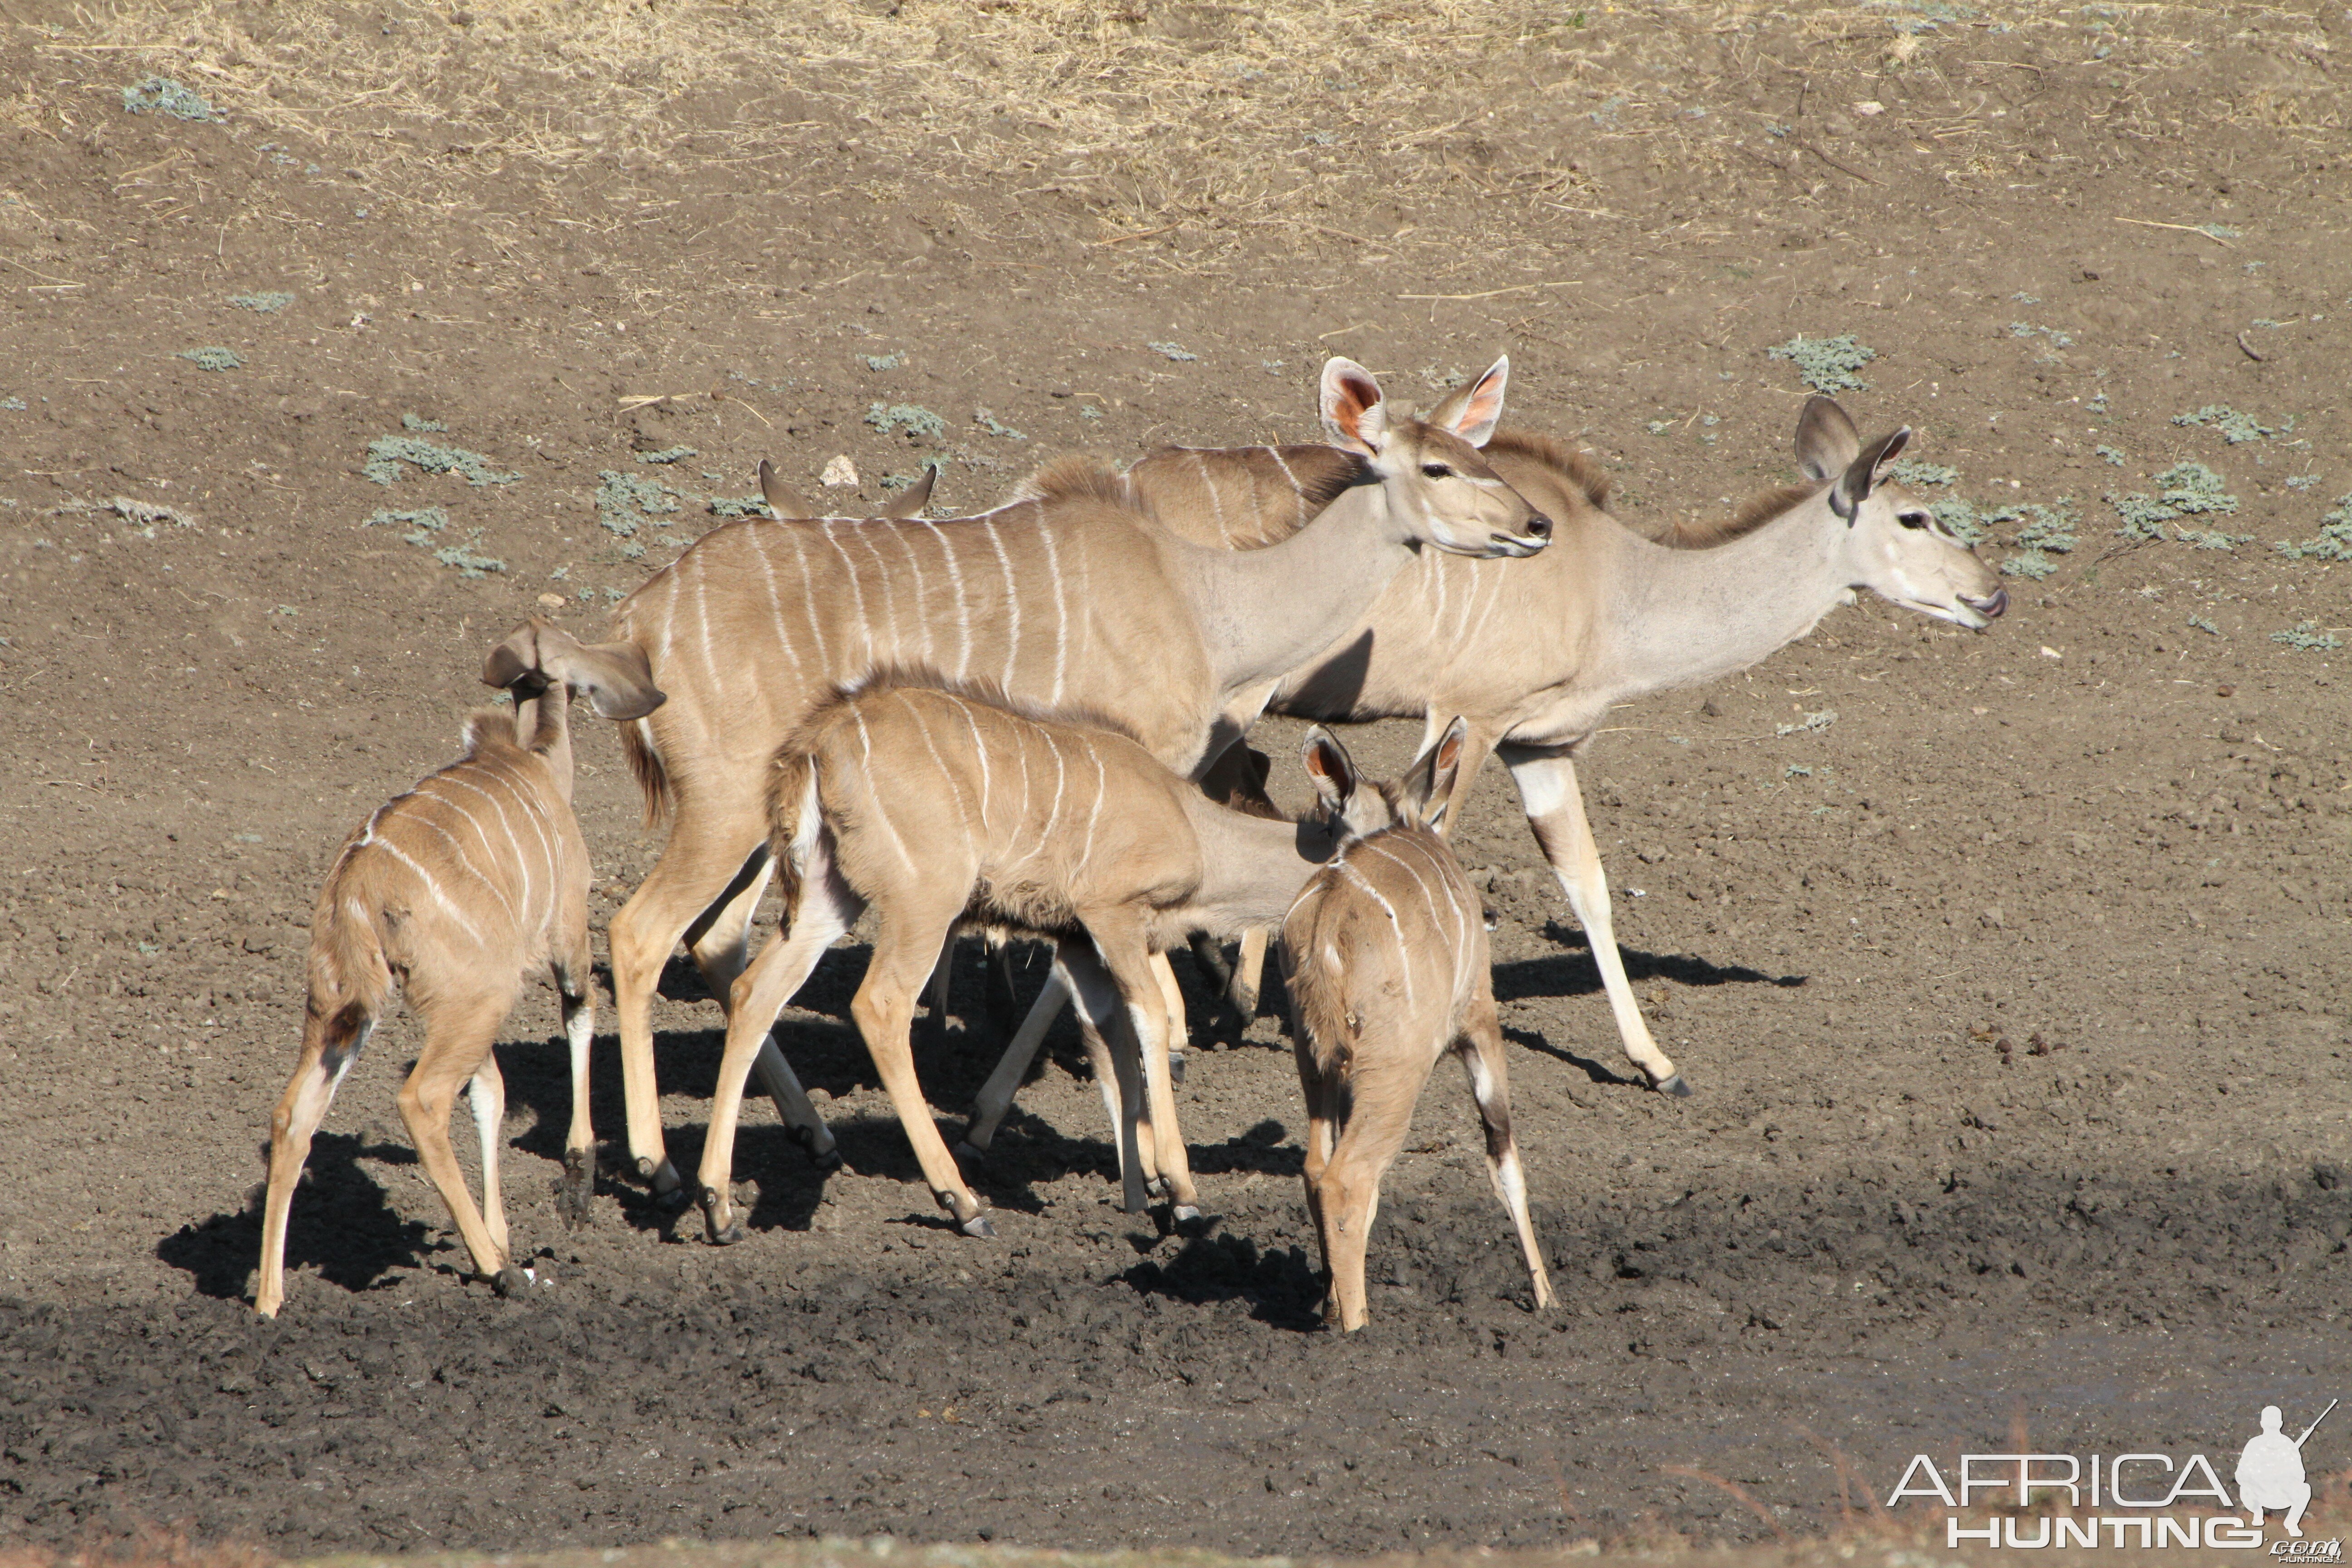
left=1281, top=719, right=1555, bottom=1331
left=692, top=676, right=1404, bottom=1242
left=254, top=620, right=665, bottom=1317
left=603, top=357, right=1548, bottom=1199
left=984, top=393, right=2004, bottom=1109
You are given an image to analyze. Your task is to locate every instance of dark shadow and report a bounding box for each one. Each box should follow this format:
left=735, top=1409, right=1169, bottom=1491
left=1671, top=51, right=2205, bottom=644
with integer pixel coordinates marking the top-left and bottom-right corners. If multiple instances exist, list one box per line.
left=1491, top=920, right=1805, bottom=1003
left=157, top=1129, right=435, bottom=1302
left=1120, top=1230, right=1328, bottom=1330
left=1501, top=1024, right=1642, bottom=1088
left=1186, top=1118, right=1306, bottom=1179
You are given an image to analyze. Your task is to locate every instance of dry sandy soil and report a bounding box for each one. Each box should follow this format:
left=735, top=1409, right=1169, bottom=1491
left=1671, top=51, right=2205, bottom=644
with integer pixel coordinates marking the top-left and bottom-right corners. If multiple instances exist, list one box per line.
left=2, top=0, right=2349, bottom=1557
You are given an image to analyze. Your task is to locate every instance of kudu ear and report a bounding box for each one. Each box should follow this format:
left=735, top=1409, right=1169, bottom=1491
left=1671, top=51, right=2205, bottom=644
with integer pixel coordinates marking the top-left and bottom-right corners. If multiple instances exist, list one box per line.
left=1427, top=355, right=1509, bottom=448
left=1794, top=395, right=1861, bottom=483
left=1300, top=726, right=1363, bottom=825
left=511, top=620, right=667, bottom=720
left=757, top=458, right=817, bottom=519
left=481, top=618, right=544, bottom=691
left=1319, top=358, right=1391, bottom=456
left=1398, top=716, right=1470, bottom=831
left=1832, top=427, right=1912, bottom=523
left=880, top=463, right=936, bottom=519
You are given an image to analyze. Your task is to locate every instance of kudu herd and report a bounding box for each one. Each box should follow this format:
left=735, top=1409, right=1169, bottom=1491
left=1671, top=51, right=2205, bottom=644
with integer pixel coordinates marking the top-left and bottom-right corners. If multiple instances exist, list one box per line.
left=256, top=354, right=2005, bottom=1328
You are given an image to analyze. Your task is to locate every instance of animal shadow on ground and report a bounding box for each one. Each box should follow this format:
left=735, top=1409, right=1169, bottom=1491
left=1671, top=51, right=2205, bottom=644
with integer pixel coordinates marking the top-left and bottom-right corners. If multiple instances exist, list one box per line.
left=158, top=1129, right=432, bottom=1302
left=1122, top=1229, right=1328, bottom=1330
left=1495, top=920, right=1806, bottom=1002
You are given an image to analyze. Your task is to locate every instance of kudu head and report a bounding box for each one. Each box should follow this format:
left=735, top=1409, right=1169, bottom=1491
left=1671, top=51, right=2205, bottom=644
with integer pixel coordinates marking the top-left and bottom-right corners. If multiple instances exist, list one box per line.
left=1797, top=396, right=2008, bottom=630
left=483, top=617, right=668, bottom=788
left=1320, top=356, right=1552, bottom=559
left=1298, top=716, right=1472, bottom=846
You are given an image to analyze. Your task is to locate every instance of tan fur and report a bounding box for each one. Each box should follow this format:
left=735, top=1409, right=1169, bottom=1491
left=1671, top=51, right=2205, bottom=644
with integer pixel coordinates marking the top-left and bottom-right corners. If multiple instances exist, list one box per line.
left=1283, top=809, right=1555, bottom=1332
left=694, top=681, right=1414, bottom=1238
left=1079, top=397, right=2003, bottom=1097
left=598, top=357, right=1550, bottom=1194
left=254, top=618, right=664, bottom=1318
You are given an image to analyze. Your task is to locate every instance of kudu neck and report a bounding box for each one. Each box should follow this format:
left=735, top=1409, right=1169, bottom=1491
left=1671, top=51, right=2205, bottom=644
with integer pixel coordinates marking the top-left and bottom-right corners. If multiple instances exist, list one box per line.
left=1601, top=495, right=1856, bottom=692
left=514, top=683, right=577, bottom=804
left=1179, top=794, right=1344, bottom=938
left=1173, top=477, right=1418, bottom=691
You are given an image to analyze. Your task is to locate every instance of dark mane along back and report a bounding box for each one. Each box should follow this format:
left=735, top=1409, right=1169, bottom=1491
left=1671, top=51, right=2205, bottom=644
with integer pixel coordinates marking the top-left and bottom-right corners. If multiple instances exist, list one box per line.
left=1005, top=453, right=1132, bottom=507
left=1643, top=482, right=1820, bottom=549
left=1484, top=428, right=1613, bottom=512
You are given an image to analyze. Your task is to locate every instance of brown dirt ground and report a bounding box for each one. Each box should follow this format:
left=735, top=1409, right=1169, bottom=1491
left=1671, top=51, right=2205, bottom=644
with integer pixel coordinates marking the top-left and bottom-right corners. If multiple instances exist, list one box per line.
left=2, top=0, right=2350, bottom=1558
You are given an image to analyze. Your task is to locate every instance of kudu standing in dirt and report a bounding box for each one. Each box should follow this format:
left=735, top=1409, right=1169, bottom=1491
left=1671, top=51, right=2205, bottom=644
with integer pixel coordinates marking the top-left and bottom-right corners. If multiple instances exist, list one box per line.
left=254, top=620, right=667, bottom=1317
left=601, top=357, right=1549, bottom=1198
left=1280, top=718, right=1555, bottom=1331
left=965, top=394, right=2005, bottom=1137
left=691, top=676, right=1407, bottom=1240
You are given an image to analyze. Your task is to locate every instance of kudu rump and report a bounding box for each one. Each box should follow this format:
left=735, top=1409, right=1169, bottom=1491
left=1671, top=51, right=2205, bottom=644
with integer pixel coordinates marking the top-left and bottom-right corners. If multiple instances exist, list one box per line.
left=965, top=393, right=2006, bottom=1143
left=255, top=620, right=664, bottom=1317
left=601, top=357, right=1549, bottom=1196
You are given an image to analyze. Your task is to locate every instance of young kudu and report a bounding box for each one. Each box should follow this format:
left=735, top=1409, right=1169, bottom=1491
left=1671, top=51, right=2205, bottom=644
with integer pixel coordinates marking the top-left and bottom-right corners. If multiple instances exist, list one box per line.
left=254, top=620, right=665, bottom=1317
left=1281, top=719, right=1555, bottom=1331
left=602, top=358, right=1549, bottom=1197
left=691, top=676, right=1402, bottom=1241
left=969, top=394, right=2005, bottom=1129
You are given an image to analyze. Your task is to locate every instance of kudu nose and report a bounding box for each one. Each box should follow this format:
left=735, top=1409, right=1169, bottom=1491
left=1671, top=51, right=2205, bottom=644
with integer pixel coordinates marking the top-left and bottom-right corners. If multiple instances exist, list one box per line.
left=1962, top=586, right=2009, bottom=620
left=1524, top=514, right=1553, bottom=540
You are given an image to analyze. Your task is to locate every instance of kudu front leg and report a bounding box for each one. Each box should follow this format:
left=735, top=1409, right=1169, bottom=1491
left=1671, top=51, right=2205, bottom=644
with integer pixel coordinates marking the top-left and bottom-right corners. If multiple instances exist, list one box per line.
left=551, top=945, right=598, bottom=1229
left=1502, top=747, right=1686, bottom=1094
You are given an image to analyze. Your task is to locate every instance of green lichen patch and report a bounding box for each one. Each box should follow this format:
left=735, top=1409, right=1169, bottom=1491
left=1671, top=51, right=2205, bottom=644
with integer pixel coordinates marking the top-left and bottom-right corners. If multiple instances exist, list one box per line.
left=364, top=435, right=519, bottom=487
left=866, top=402, right=948, bottom=442
left=122, top=77, right=221, bottom=122
left=1885, top=460, right=1956, bottom=488
left=596, top=470, right=681, bottom=538
left=639, top=446, right=699, bottom=465
left=2172, top=405, right=2283, bottom=444
left=1767, top=333, right=1874, bottom=394
left=229, top=291, right=295, bottom=314
left=2271, top=621, right=2341, bottom=652
left=2276, top=495, right=2352, bottom=562
left=2108, top=462, right=2237, bottom=541
left=177, top=347, right=243, bottom=372
left=1999, top=501, right=2078, bottom=580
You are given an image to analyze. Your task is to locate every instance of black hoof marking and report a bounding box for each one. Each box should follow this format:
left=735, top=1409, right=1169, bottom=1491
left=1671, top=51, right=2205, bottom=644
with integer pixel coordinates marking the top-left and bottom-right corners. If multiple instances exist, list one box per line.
left=493, top=1264, right=529, bottom=1298
left=1656, top=1073, right=1693, bottom=1098
left=953, top=1139, right=987, bottom=1164
left=960, top=1213, right=997, bottom=1239
left=697, top=1187, right=746, bottom=1245
left=812, top=1148, right=845, bottom=1174
left=1167, top=1050, right=1187, bottom=1085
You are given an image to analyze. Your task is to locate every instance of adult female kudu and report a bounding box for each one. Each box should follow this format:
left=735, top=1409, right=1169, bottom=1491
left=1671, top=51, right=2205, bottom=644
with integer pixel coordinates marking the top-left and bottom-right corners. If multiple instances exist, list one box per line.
left=255, top=620, right=666, bottom=1316
left=1281, top=719, right=1554, bottom=1331
left=602, top=358, right=1550, bottom=1198
left=691, top=676, right=1406, bottom=1240
left=965, top=394, right=2004, bottom=1137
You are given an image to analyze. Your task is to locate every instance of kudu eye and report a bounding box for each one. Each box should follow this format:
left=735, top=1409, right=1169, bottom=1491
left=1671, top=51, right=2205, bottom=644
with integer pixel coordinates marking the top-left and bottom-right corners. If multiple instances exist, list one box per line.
left=1421, top=462, right=1454, bottom=479
left=1898, top=510, right=1931, bottom=530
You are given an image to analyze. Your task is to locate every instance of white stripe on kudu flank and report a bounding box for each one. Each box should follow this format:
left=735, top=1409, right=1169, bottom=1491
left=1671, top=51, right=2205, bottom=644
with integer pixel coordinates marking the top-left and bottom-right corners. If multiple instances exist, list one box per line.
left=945, top=695, right=995, bottom=833
left=750, top=529, right=806, bottom=681
left=891, top=524, right=933, bottom=667
left=849, top=709, right=919, bottom=873
left=984, top=517, right=1022, bottom=691
left=424, top=775, right=537, bottom=922
left=404, top=811, right=521, bottom=924
left=821, top=523, right=875, bottom=664
left=921, top=521, right=975, bottom=680
left=369, top=834, right=487, bottom=945
left=1076, top=741, right=1108, bottom=874
left=786, top=528, right=833, bottom=674
left=1337, top=858, right=1414, bottom=1009
left=1038, top=518, right=1068, bottom=706
left=902, top=696, right=971, bottom=829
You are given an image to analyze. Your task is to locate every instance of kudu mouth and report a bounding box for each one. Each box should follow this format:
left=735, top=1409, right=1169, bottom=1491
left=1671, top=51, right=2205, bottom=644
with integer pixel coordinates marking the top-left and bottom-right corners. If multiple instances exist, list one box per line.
left=1473, top=512, right=1553, bottom=559
left=1959, top=586, right=2009, bottom=627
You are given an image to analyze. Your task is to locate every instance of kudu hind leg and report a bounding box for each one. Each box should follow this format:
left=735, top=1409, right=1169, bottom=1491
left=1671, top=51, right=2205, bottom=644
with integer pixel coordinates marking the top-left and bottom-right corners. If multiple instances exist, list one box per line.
left=1504, top=749, right=1685, bottom=1093
left=397, top=993, right=528, bottom=1296
left=1314, top=1061, right=1417, bottom=1333
left=1459, top=1011, right=1555, bottom=1309
left=852, top=921, right=995, bottom=1236
left=468, top=1054, right=511, bottom=1259
left=696, top=868, right=860, bottom=1243
left=1059, top=943, right=1153, bottom=1214
left=255, top=1010, right=373, bottom=1317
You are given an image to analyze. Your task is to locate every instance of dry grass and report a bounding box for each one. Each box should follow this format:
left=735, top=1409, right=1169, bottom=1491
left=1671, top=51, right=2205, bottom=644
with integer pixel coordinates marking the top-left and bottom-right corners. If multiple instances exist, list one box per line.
left=12, top=0, right=2286, bottom=250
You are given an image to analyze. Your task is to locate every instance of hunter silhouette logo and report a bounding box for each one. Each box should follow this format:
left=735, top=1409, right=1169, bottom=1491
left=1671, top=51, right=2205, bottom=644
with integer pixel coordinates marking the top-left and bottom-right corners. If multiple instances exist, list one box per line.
left=1885, top=1399, right=2339, bottom=1550
left=2240, top=1400, right=2332, bottom=1539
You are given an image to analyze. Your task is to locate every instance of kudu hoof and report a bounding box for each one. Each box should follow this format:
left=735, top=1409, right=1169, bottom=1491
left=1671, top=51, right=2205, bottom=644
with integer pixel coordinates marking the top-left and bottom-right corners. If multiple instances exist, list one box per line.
left=1167, top=1049, right=1187, bottom=1086
left=1655, top=1073, right=1694, bottom=1098
left=697, top=1186, right=745, bottom=1246
left=553, top=1152, right=595, bottom=1230
left=641, top=1157, right=692, bottom=1209
left=959, top=1212, right=998, bottom=1239
left=492, top=1264, right=530, bottom=1298
left=1170, top=1204, right=1207, bottom=1235
left=1227, top=981, right=1258, bottom=1020
left=789, top=1125, right=844, bottom=1173
left=953, top=1139, right=988, bottom=1165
